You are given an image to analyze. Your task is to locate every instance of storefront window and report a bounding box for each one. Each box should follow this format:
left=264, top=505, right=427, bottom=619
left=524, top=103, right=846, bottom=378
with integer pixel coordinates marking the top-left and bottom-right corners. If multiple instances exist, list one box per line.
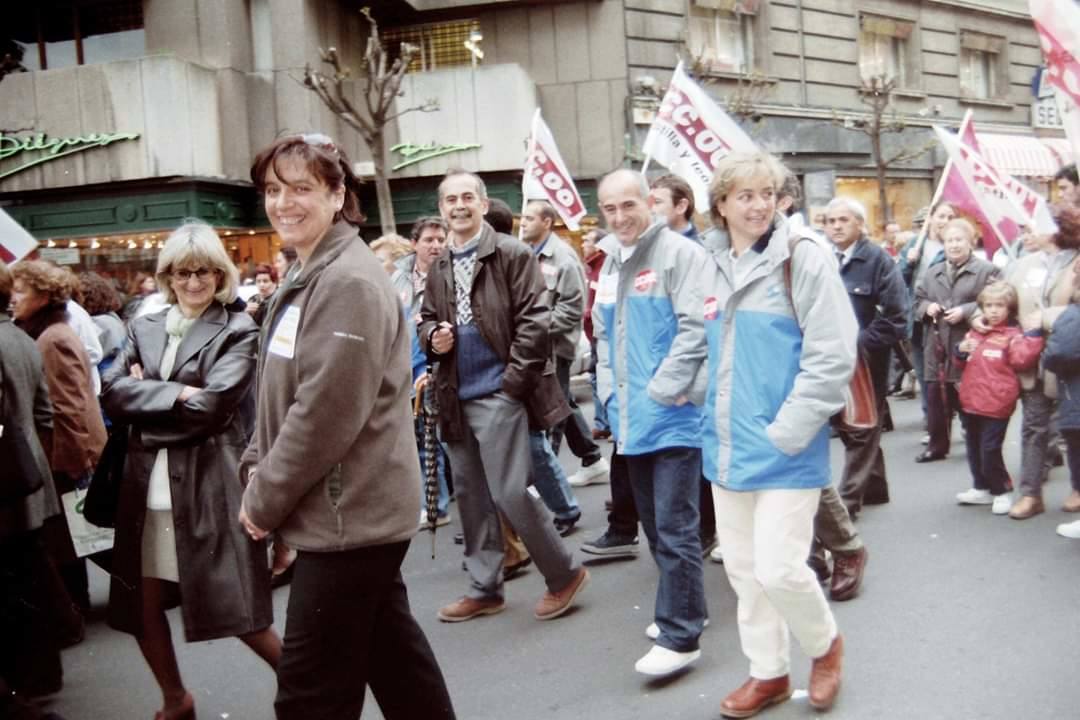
left=11, top=0, right=145, bottom=71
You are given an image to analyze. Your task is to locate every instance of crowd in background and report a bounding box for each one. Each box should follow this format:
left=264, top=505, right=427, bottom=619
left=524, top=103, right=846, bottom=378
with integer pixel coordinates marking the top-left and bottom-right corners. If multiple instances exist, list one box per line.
left=1, top=141, right=1078, bottom=720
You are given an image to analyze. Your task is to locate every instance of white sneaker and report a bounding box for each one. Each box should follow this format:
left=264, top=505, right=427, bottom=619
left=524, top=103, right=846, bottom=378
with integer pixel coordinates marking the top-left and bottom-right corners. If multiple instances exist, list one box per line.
left=991, top=494, right=1013, bottom=515
left=634, top=645, right=701, bottom=676
left=709, top=546, right=724, bottom=564
left=1057, top=520, right=1080, bottom=539
left=568, top=458, right=610, bottom=487
left=956, top=488, right=993, bottom=505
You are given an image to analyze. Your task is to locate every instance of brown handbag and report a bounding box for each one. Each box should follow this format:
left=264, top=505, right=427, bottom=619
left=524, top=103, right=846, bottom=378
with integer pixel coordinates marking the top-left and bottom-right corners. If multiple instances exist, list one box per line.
left=782, top=239, right=878, bottom=432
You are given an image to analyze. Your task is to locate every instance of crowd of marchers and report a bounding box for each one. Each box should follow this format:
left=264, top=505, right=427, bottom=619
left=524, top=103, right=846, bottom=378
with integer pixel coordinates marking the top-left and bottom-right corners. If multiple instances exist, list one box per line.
left=2, top=134, right=1079, bottom=720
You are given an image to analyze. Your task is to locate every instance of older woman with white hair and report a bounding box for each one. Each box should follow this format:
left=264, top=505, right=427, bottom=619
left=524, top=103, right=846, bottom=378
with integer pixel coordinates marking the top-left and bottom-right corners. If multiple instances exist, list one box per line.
left=700, top=153, right=858, bottom=717
left=102, top=221, right=280, bottom=720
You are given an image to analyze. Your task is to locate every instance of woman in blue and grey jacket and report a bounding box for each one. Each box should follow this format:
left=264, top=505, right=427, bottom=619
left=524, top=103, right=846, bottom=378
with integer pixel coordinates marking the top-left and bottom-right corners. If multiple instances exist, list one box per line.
left=699, top=152, right=858, bottom=718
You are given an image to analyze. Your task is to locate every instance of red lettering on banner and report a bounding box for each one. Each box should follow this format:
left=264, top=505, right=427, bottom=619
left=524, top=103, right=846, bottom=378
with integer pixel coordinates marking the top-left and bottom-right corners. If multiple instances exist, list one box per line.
left=528, top=145, right=585, bottom=218
left=1035, top=21, right=1080, bottom=107
left=657, top=88, right=732, bottom=170
left=634, top=269, right=658, bottom=292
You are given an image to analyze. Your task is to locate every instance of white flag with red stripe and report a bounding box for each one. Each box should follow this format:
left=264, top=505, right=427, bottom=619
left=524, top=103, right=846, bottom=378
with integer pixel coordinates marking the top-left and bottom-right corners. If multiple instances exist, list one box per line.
left=1030, top=0, right=1080, bottom=110
left=523, top=109, right=587, bottom=231
left=932, top=125, right=1057, bottom=248
left=0, top=208, right=38, bottom=264
left=641, top=61, right=758, bottom=210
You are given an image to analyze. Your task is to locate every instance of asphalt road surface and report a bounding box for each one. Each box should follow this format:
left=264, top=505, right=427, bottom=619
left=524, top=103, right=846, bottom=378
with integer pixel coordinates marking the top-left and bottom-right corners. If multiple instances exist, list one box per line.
left=41, top=397, right=1080, bottom=719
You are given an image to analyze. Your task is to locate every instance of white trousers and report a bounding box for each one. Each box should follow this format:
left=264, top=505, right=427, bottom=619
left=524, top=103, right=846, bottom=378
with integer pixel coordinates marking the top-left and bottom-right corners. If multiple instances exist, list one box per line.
left=713, top=485, right=838, bottom=679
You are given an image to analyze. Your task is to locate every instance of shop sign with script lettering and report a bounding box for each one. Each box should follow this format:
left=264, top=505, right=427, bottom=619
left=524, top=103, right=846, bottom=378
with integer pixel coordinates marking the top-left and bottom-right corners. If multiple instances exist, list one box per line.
left=390, top=141, right=481, bottom=171
left=0, top=131, right=141, bottom=180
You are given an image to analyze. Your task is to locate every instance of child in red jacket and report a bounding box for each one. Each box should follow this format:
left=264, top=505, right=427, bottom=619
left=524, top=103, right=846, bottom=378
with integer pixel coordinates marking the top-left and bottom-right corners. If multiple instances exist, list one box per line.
left=954, top=281, right=1045, bottom=515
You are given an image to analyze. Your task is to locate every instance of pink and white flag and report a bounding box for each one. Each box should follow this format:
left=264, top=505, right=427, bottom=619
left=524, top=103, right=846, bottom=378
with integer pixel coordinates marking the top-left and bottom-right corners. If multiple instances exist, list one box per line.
left=641, top=61, right=758, bottom=210
left=523, top=109, right=587, bottom=231
left=0, top=208, right=38, bottom=264
left=1030, top=0, right=1080, bottom=109
left=933, top=125, right=1057, bottom=255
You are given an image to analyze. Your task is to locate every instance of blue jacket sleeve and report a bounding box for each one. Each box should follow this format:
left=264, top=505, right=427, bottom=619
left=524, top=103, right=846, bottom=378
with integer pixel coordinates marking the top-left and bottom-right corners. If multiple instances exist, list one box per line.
left=1044, top=306, right=1080, bottom=377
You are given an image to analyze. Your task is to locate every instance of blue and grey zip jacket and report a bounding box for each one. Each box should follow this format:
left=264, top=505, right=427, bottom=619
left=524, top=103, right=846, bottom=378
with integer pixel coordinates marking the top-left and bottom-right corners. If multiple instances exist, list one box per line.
left=700, top=216, right=857, bottom=490
left=592, top=221, right=708, bottom=455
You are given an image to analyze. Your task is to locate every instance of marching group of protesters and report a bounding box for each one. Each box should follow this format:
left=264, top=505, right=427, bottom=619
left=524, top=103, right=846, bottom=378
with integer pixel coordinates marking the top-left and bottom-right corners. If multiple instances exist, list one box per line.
left=1, top=128, right=1078, bottom=720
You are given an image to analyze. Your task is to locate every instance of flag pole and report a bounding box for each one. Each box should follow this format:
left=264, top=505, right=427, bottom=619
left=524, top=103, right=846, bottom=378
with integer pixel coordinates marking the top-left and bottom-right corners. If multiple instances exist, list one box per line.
left=520, top=109, right=541, bottom=241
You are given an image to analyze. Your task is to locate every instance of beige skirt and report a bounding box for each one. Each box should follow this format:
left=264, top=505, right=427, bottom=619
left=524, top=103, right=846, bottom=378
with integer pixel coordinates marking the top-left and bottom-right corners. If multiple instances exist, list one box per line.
left=141, top=509, right=180, bottom=582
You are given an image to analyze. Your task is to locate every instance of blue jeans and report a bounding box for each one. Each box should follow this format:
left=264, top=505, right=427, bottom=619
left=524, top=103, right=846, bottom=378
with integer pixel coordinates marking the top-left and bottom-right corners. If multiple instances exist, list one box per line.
left=415, top=416, right=450, bottom=517
left=590, top=341, right=609, bottom=432
left=529, top=431, right=580, bottom=521
left=625, top=447, right=706, bottom=653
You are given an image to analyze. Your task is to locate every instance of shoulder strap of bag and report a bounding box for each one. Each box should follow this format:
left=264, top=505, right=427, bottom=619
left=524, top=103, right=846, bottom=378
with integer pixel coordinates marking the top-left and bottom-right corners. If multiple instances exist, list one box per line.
left=781, top=234, right=819, bottom=335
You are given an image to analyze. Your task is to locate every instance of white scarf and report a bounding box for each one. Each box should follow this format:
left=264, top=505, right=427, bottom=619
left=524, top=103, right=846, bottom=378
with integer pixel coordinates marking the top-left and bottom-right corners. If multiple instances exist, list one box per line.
left=147, top=306, right=199, bottom=511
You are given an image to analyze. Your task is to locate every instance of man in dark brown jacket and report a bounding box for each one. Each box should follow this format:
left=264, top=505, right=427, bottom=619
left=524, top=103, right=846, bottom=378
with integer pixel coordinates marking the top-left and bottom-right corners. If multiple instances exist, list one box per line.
left=420, top=170, right=588, bottom=623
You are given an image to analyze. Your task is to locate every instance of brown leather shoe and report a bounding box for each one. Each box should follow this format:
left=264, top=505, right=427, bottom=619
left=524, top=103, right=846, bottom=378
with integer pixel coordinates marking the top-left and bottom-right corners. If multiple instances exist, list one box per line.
left=1008, top=495, right=1045, bottom=520
left=809, top=634, right=843, bottom=711
left=720, top=676, right=792, bottom=718
left=829, top=547, right=867, bottom=602
left=1063, top=491, right=1080, bottom=513
left=437, top=596, right=505, bottom=623
left=534, top=567, right=589, bottom=620
left=812, top=634, right=842, bottom=708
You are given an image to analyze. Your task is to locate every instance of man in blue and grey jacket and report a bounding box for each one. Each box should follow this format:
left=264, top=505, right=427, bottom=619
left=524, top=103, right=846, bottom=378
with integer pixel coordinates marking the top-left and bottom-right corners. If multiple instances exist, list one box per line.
left=594, top=169, right=709, bottom=678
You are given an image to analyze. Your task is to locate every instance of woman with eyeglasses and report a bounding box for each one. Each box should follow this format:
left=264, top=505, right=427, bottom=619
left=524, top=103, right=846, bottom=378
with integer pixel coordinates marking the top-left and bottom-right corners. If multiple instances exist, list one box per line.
left=239, top=134, right=454, bottom=719
left=101, top=221, right=281, bottom=720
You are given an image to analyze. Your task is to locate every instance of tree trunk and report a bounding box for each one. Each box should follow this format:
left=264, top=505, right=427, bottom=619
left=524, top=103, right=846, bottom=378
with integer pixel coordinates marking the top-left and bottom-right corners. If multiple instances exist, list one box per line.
left=871, top=115, right=890, bottom=234
left=370, top=130, right=396, bottom=235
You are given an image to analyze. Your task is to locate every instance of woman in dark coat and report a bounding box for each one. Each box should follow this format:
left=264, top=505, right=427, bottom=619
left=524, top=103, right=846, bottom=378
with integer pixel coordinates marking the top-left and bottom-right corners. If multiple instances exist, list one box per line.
left=102, top=222, right=280, bottom=720
left=0, top=260, right=72, bottom=710
left=913, top=218, right=1000, bottom=462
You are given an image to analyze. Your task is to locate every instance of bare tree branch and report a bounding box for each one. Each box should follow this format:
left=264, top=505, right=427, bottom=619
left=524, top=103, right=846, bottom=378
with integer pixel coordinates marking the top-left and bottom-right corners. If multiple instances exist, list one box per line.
left=300, top=7, right=439, bottom=234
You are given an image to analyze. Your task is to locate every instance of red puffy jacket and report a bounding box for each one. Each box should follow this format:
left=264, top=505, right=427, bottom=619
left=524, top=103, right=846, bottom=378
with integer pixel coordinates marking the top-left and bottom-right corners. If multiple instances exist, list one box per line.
left=956, top=325, right=1044, bottom=419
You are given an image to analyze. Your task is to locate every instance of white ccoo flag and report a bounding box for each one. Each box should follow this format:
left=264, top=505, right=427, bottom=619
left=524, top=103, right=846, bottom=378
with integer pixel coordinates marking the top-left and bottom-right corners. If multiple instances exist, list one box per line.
left=523, top=109, right=587, bottom=231
left=641, top=61, right=758, bottom=210
left=0, top=208, right=38, bottom=264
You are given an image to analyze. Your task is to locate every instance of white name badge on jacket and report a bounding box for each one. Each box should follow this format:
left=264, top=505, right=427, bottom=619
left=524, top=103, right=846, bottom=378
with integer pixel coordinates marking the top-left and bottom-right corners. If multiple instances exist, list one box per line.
left=269, top=305, right=302, bottom=359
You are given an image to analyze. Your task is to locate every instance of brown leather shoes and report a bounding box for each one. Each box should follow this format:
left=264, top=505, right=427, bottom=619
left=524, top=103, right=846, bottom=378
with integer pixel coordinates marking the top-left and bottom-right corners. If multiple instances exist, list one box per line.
left=1063, top=491, right=1080, bottom=513
left=829, top=547, right=867, bottom=602
left=809, top=634, right=843, bottom=711
left=1008, top=495, right=1045, bottom=520
left=720, top=676, right=792, bottom=718
left=534, top=566, right=589, bottom=620
left=437, top=596, right=505, bottom=623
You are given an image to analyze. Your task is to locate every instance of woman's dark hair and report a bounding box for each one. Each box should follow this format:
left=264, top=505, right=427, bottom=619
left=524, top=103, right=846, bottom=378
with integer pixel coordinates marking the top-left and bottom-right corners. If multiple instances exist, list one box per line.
left=1051, top=202, right=1080, bottom=250
left=254, top=263, right=277, bottom=283
left=78, top=272, right=122, bottom=315
left=484, top=198, right=514, bottom=235
left=250, top=134, right=366, bottom=227
left=0, top=260, right=12, bottom=310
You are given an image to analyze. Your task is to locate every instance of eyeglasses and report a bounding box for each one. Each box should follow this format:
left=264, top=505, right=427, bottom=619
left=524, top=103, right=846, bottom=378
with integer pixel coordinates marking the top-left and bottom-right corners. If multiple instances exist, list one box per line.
left=299, top=133, right=339, bottom=156
left=172, top=268, right=215, bottom=283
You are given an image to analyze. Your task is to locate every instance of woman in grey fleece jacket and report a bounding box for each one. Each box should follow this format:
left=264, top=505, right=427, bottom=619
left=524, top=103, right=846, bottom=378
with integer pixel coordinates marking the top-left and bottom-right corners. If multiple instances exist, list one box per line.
left=239, top=135, right=454, bottom=720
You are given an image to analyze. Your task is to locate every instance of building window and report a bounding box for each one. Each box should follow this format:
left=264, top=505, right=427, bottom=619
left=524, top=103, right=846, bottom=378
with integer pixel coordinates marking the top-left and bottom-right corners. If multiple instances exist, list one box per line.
left=959, top=31, right=1005, bottom=101
left=858, top=14, right=916, bottom=89
left=687, top=1, right=757, bottom=74
left=382, top=19, right=482, bottom=74
left=10, top=0, right=144, bottom=71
